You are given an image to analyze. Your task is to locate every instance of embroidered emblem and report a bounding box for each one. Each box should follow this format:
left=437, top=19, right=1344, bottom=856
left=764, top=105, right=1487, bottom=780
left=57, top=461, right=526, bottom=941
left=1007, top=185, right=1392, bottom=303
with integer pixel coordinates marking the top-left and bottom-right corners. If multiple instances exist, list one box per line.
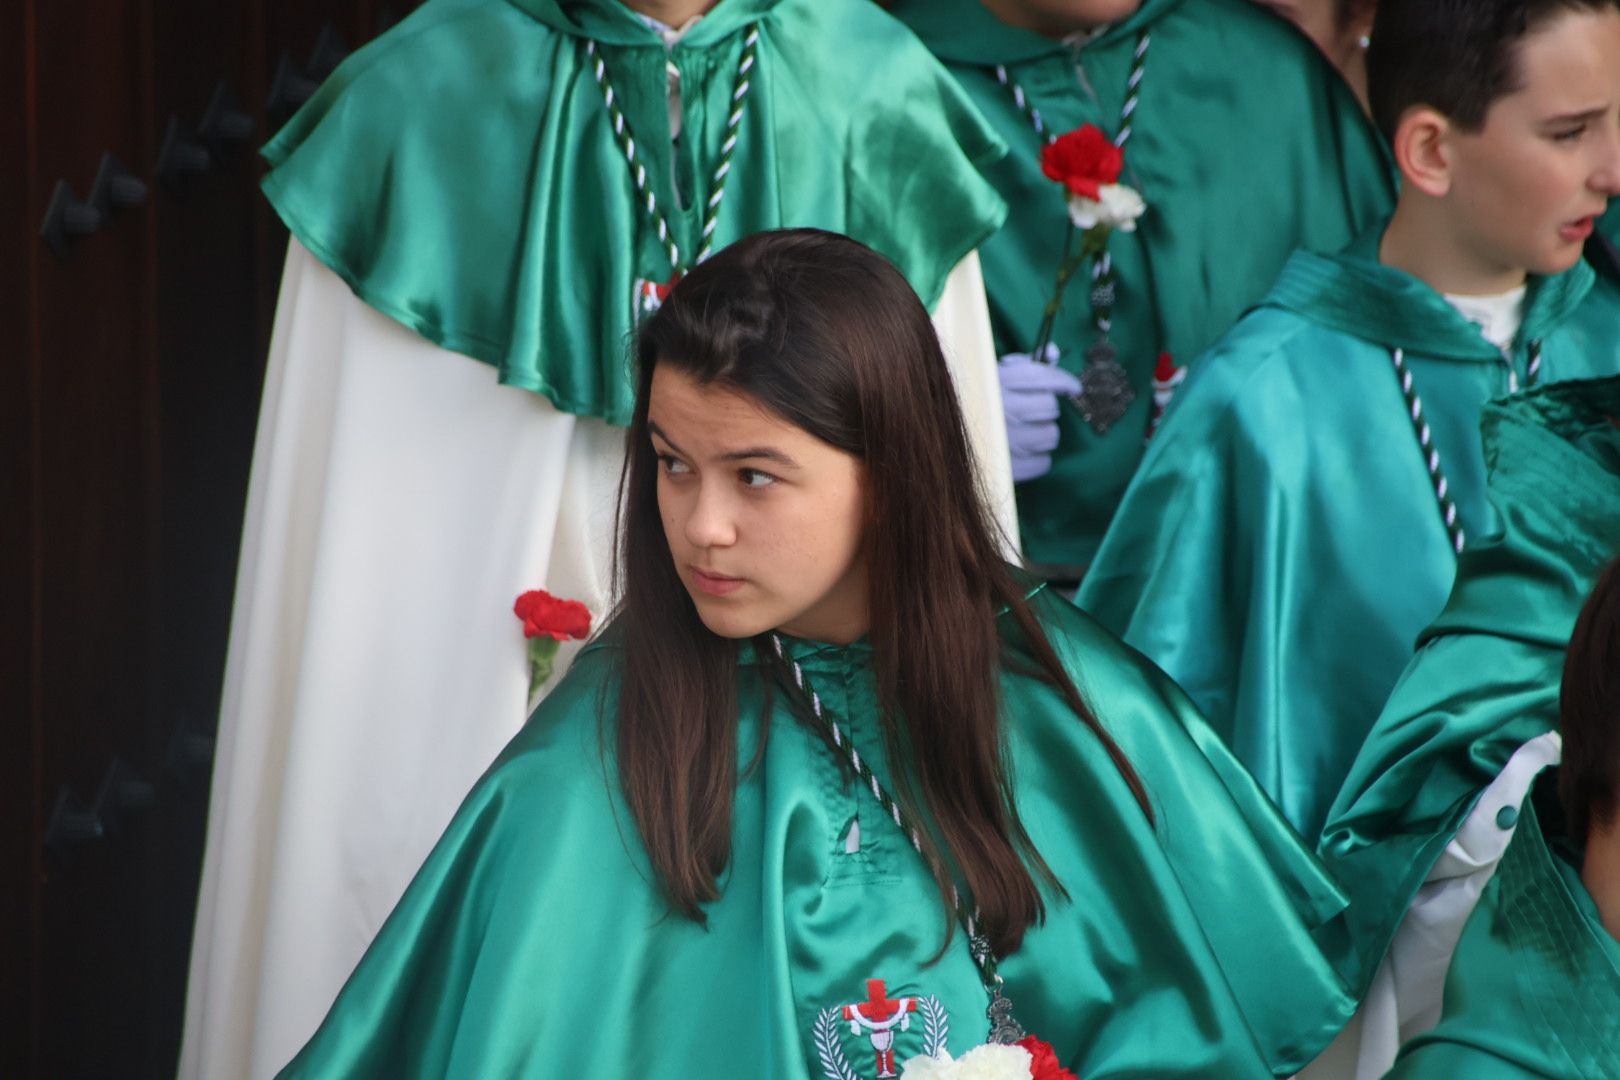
left=814, top=980, right=949, bottom=1080
left=634, top=272, right=681, bottom=317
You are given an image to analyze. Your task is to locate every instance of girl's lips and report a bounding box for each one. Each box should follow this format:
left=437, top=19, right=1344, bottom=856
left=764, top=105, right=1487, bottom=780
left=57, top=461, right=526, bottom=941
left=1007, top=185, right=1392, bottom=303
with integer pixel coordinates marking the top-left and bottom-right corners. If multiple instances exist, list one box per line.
left=1561, top=216, right=1596, bottom=243
left=691, top=568, right=746, bottom=596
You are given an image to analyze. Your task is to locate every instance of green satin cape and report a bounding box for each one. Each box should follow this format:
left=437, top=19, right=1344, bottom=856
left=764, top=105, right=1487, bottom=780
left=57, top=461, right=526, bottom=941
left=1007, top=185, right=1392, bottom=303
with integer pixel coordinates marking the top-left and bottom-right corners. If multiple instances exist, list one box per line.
left=277, top=584, right=1356, bottom=1078
left=1077, top=228, right=1620, bottom=839
left=1317, top=377, right=1620, bottom=996
left=891, top=0, right=1394, bottom=570
left=260, top=0, right=1006, bottom=424
left=1385, top=802, right=1620, bottom=1080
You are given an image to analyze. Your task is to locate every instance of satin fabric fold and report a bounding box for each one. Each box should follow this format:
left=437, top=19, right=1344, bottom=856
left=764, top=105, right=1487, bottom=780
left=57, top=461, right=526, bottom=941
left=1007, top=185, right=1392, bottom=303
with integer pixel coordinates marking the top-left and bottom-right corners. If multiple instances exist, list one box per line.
left=1317, top=376, right=1620, bottom=999
left=1078, top=230, right=1620, bottom=839
left=1385, top=802, right=1620, bottom=1079
left=278, top=582, right=1355, bottom=1078
left=892, top=0, right=1394, bottom=570
left=261, top=0, right=1007, bottom=424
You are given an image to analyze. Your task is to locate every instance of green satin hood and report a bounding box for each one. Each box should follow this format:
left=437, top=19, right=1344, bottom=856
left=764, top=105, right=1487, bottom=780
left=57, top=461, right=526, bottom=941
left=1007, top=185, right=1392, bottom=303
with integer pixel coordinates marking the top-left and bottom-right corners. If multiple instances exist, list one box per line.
left=1263, top=232, right=1594, bottom=361
left=278, top=585, right=1357, bottom=1078
left=1079, top=248, right=1620, bottom=839
left=892, top=0, right=1394, bottom=568
left=1319, top=376, right=1620, bottom=997
left=261, top=0, right=1006, bottom=424
left=1386, top=803, right=1620, bottom=1079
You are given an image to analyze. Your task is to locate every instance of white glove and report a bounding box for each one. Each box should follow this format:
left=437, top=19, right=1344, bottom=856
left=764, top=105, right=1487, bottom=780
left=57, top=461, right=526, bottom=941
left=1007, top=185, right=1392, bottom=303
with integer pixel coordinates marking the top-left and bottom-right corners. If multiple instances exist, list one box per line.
left=1000, top=345, right=1082, bottom=483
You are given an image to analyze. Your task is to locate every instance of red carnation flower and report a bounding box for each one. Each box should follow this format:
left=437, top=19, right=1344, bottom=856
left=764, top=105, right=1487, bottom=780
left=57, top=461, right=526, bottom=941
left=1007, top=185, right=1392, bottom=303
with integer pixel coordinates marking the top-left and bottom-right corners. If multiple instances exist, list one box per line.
left=1040, top=124, right=1123, bottom=201
left=513, top=590, right=592, bottom=642
left=1015, top=1035, right=1078, bottom=1080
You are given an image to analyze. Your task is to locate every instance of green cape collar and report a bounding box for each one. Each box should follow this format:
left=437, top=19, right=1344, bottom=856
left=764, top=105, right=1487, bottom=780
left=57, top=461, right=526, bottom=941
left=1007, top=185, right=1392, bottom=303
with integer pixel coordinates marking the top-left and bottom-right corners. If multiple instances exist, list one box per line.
left=509, top=0, right=784, bottom=47
left=1262, top=225, right=1595, bottom=362
left=891, top=0, right=1186, bottom=66
left=1422, top=376, right=1620, bottom=647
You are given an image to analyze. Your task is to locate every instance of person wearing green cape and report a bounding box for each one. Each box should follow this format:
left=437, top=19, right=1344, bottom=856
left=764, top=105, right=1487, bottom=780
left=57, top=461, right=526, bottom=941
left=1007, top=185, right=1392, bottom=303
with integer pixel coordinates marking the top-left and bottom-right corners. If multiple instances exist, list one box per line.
left=1385, top=552, right=1620, bottom=1080
left=1305, top=377, right=1620, bottom=1078
left=277, top=230, right=1360, bottom=1079
left=183, top=4, right=1021, bottom=1077
left=1077, top=0, right=1620, bottom=839
left=890, top=0, right=1394, bottom=579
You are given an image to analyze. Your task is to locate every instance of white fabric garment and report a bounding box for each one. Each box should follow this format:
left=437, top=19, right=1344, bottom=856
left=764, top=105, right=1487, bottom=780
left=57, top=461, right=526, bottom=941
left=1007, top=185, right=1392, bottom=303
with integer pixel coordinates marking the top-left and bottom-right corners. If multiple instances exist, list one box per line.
left=1296, top=731, right=1563, bottom=1080
left=178, top=239, right=1012, bottom=1080
left=1444, top=284, right=1527, bottom=353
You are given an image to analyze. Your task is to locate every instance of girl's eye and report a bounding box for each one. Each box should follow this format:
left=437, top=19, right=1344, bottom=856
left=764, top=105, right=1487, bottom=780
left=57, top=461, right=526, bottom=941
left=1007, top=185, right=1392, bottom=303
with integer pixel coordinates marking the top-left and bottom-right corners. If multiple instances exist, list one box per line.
left=738, top=468, right=776, bottom=489
left=658, top=454, right=692, bottom=476
left=1553, top=124, right=1587, bottom=142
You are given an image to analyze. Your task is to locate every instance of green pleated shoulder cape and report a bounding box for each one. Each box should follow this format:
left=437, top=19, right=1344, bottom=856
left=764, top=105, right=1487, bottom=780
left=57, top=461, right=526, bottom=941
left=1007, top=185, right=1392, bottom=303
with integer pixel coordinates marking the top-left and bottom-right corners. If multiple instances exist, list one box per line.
left=277, top=583, right=1357, bottom=1078
left=891, top=0, right=1394, bottom=570
left=1077, top=228, right=1620, bottom=838
left=261, top=0, right=1007, bottom=424
left=1385, top=802, right=1620, bottom=1079
left=1317, top=377, right=1620, bottom=998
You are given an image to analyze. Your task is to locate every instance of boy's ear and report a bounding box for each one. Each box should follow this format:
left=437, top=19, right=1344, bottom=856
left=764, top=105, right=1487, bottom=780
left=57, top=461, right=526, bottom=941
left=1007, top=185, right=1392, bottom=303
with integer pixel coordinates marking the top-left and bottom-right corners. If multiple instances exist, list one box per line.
left=1392, top=105, right=1454, bottom=198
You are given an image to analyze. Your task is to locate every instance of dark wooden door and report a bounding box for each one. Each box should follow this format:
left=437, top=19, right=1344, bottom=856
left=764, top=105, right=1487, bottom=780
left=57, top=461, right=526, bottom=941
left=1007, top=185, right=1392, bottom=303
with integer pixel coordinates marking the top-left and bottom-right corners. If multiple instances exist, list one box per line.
left=6, top=4, right=419, bottom=1077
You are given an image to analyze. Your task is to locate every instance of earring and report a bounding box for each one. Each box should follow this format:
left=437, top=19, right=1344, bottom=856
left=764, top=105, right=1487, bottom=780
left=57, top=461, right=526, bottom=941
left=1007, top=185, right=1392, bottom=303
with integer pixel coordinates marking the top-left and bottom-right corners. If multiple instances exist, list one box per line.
left=1359, top=34, right=1371, bottom=49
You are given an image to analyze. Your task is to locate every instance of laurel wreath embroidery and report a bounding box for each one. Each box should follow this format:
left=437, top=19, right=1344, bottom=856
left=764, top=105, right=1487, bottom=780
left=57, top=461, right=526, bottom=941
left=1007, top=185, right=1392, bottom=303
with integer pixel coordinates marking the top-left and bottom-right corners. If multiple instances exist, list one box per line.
left=920, top=996, right=949, bottom=1058
left=815, top=996, right=950, bottom=1080
left=815, top=1009, right=863, bottom=1080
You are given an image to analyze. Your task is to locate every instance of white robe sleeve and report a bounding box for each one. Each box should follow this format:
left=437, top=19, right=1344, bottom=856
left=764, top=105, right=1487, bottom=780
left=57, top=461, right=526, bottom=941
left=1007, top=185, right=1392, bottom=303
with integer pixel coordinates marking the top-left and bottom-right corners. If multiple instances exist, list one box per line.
left=930, top=251, right=1020, bottom=558
left=179, top=240, right=622, bottom=1079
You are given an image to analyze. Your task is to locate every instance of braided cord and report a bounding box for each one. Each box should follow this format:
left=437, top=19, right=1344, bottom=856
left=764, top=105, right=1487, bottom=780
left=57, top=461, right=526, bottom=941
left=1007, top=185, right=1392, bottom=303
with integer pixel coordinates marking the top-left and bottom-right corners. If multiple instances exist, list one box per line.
left=1390, top=348, right=1467, bottom=556
left=998, top=34, right=1150, bottom=349
left=1390, top=342, right=1543, bottom=558
left=585, top=25, right=761, bottom=275
left=769, top=637, right=1001, bottom=990
left=697, top=25, right=759, bottom=262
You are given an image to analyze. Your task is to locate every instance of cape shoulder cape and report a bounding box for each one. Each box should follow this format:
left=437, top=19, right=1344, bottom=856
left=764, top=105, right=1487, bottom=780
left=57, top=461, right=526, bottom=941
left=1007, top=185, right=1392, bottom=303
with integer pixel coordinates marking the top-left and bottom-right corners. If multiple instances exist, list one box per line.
left=261, top=0, right=1007, bottom=423
left=1077, top=235, right=1610, bottom=838
left=1318, top=376, right=1620, bottom=994
left=278, top=584, right=1356, bottom=1078
left=892, top=0, right=1395, bottom=567
left=1386, top=802, right=1620, bottom=1079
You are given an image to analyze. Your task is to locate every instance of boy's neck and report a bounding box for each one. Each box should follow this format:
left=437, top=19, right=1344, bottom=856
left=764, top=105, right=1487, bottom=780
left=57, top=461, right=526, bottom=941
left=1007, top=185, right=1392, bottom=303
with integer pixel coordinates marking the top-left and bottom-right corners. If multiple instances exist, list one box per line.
left=618, top=0, right=717, bottom=29
left=1379, top=195, right=1530, bottom=297
left=1584, top=823, right=1620, bottom=944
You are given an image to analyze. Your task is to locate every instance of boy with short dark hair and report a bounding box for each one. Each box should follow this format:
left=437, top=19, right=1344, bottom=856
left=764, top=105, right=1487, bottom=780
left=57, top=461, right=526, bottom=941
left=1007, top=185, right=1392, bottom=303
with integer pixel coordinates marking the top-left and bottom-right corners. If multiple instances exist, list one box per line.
left=1079, top=0, right=1620, bottom=839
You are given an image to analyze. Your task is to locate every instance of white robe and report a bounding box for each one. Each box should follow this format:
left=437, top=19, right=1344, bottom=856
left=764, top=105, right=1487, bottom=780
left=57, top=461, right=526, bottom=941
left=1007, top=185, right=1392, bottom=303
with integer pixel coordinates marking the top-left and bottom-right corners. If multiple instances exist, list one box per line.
left=178, top=239, right=1014, bottom=1079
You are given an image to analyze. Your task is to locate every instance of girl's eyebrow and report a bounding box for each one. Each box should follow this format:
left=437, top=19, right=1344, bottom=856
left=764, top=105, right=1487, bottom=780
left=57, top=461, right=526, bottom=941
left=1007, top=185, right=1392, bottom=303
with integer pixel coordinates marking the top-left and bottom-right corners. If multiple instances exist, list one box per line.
left=649, top=421, right=801, bottom=469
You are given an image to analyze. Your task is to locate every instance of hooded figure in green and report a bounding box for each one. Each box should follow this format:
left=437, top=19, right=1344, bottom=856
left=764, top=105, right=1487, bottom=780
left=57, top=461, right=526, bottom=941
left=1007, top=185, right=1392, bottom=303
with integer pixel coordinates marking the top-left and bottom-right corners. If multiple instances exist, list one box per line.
left=1315, top=378, right=1620, bottom=1078
left=1076, top=0, right=1620, bottom=840
left=891, top=0, right=1394, bottom=576
left=1079, top=235, right=1620, bottom=839
left=278, top=231, right=1359, bottom=1079
left=183, top=4, right=1021, bottom=1078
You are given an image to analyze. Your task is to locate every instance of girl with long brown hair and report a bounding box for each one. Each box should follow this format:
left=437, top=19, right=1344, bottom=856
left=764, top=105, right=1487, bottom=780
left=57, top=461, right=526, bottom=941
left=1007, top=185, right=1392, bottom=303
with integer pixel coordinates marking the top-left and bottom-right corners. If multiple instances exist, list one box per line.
left=278, top=229, right=1355, bottom=1079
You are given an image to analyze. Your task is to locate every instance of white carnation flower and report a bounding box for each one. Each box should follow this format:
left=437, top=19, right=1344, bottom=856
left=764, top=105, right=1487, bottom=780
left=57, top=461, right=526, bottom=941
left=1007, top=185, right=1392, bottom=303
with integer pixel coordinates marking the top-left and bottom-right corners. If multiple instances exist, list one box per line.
left=899, top=1044, right=1034, bottom=1080
left=899, top=1051, right=959, bottom=1080
left=1066, top=182, right=1147, bottom=232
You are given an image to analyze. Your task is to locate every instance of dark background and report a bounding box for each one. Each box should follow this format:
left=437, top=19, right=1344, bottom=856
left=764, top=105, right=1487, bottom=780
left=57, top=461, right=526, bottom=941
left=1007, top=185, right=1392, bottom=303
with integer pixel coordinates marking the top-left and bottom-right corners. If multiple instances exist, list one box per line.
left=5, top=3, right=420, bottom=1076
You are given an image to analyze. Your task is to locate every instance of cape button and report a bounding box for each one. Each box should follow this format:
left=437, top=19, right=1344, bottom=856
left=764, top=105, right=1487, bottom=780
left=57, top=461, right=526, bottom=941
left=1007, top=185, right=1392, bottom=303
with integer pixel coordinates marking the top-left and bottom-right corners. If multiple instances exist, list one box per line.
left=1495, top=805, right=1520, bottom=830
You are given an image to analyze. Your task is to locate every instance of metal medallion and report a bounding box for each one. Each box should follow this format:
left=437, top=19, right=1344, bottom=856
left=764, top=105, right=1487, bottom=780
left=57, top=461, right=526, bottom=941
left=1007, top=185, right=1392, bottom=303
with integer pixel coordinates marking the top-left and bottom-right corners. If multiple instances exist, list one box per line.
left=985, top=986, right=1026, bottom=1046
left=1073, top=342, right=1137, bottom=435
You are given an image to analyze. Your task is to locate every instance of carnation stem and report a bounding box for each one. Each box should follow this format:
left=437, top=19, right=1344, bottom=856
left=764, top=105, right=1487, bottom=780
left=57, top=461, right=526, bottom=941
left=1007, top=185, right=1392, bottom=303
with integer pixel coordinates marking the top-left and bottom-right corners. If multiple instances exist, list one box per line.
left=1028, top=221, right=1110, bottom=368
